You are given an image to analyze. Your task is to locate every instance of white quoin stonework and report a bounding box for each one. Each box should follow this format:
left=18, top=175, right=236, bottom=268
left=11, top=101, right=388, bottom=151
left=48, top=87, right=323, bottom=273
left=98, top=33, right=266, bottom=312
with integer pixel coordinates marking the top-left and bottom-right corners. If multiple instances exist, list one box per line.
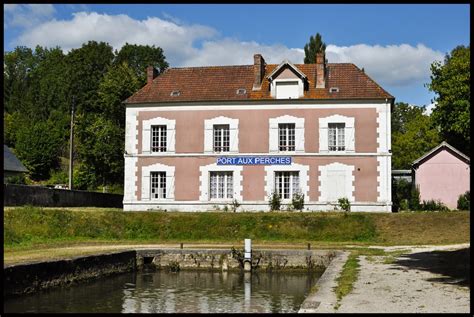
left=376, top=101, right=392, bottom=205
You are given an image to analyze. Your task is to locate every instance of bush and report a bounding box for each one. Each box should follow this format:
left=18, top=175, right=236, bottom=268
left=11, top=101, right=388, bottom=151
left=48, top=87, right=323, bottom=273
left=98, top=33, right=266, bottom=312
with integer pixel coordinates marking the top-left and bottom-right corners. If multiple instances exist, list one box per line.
left=420, top=200, right=449, bottom=211
left=457, top=191, right=470, bottom=210
left=291, top=192, right=305, bottom=211
left=338, top=198, right=351, bottom=212
left=5, top=174, right=26, bottom=185
left=409, top=186, right=421, bottom=210
left=268, top=192, right=281, bottom=211
left=392, top=178, right=412, bottom=212
left=231, top=199, right=241, bottom=212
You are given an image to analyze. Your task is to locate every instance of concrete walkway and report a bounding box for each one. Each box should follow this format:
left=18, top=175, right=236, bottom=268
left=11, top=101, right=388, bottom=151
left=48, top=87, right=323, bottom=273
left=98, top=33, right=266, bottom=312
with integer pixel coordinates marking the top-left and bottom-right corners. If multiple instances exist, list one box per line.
left=299, top=243, right=470, bottom=313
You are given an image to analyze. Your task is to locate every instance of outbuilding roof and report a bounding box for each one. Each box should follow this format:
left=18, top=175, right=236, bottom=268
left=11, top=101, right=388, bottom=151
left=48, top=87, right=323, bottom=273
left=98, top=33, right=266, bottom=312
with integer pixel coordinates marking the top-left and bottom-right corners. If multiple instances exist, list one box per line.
left=125, top=62, right=393, bottom=104
left=412, top=141, right=470, bottom=168
left=4, top=145, right=28, bottom=173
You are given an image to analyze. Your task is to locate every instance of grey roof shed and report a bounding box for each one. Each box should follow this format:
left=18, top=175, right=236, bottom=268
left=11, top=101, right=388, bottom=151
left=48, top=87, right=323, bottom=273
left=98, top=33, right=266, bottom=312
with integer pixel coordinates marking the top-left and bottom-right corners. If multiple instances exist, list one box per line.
left=4, top=145, right=28, bottom=173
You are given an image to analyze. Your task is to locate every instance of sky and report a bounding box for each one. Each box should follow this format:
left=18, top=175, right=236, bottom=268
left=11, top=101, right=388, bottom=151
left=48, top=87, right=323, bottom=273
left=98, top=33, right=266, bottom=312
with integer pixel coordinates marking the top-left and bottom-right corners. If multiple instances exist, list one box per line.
left=3, top=4, right=470, bottom=112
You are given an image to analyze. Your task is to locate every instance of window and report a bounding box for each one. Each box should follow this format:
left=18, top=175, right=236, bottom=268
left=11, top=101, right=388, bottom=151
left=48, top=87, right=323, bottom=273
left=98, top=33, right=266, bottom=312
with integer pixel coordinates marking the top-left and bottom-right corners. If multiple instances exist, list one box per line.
left=274, top=171, right=300, bottom=199
left=150, top=171, right=166, bottom=199
left=276, top=81, right=299, bottom=99
left=213, top=124, right=230, bottom=152
left=278, top=123, right=295, bottom=151
left=209, top=171, right=233, bottom=199
left=328, top=123, right=345, bottom=151
left=151, top=125, right=167, bottom=152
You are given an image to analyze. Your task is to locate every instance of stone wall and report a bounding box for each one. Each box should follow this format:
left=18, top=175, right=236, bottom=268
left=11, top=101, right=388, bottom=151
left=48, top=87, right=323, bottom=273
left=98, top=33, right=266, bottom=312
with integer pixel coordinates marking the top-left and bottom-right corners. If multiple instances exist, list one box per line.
left=4, top=184, right=123, bottom=208
left=4, top=251, right=136, bottom=296
left=136, top=249, right=336, bottom=272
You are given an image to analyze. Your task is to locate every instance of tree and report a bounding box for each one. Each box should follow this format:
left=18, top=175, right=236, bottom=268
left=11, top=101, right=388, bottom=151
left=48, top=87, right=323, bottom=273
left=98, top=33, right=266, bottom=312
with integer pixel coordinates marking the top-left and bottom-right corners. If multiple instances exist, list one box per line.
left=114, top=43, right=169, bottom=86
left=98, top=61, right=141, bottom=128
left=304, top=33, right=326, bottom=64
left=391, top=102, right=440, bottom=169
left=14, top=120, right=63, bottom=180
left=427, top=45, right=470, bottom=154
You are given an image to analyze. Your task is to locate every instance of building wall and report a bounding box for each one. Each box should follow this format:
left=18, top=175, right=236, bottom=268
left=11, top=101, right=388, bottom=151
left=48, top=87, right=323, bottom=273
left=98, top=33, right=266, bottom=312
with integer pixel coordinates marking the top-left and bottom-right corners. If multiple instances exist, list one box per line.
left=415, top=150, right=470, bottom=209
left=124, top=102, right=391, bottom=212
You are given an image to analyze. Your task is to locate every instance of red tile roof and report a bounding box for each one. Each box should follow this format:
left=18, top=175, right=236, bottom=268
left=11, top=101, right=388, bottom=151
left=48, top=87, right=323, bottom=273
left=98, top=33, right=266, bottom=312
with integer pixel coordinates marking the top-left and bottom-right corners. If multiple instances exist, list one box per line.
left=125, top=62, right=394, bottom=104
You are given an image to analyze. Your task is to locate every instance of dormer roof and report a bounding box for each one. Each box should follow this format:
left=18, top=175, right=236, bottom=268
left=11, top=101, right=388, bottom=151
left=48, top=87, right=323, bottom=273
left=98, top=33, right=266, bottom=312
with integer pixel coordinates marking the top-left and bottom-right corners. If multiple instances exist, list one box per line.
left=267, top=59, right=307, bottom=81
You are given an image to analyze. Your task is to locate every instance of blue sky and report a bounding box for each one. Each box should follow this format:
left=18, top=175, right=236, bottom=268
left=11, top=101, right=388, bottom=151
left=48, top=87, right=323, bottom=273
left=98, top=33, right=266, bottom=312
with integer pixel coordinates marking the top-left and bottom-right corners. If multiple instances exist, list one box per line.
left=4, top=4, right=470, bottom=109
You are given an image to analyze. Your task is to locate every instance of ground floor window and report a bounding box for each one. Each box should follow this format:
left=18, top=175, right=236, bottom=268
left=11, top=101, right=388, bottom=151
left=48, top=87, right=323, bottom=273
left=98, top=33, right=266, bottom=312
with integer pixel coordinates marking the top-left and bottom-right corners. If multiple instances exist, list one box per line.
left=151, top=171, right=167, bottom=199
left=274, top=171, right=300, bottom=199
left=210, top=171, right=233, bottom=199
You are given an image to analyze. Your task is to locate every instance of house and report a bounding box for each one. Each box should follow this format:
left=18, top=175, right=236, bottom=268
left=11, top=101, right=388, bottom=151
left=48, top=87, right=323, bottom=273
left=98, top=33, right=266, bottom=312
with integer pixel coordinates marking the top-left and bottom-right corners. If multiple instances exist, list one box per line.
left=4, top=145, right=28, bottom=183
left=123, top=52, right=394, bottom=212
left=412, top=141, right=470, bottom=209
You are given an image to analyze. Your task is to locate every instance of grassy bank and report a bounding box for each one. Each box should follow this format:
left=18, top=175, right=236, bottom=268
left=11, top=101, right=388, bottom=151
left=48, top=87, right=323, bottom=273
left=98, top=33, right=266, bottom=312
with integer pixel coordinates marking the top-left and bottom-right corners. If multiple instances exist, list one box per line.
left=4, top=207, right=470, bottom=251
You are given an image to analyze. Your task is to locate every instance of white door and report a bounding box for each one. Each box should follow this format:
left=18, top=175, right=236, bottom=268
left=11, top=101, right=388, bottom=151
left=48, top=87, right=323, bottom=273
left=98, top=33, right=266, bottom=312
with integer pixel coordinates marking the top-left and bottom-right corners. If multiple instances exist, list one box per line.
left=326, top=170, right=347, bottom=202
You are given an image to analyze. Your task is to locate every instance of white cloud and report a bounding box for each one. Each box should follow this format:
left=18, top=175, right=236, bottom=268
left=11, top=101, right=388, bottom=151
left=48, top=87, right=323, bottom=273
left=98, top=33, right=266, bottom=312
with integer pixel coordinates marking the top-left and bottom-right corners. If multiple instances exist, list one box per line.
left=423, top=102, right=436, bottom=115
left=10, top=10, right=443, bottom=90
left=326, top=43, right=444, bottom=87
left=4, top=4, right=55, bottom=29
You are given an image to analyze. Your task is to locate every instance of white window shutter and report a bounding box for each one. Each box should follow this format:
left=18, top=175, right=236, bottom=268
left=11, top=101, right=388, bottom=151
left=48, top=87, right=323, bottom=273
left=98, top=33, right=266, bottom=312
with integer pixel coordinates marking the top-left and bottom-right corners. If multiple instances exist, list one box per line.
left=346, top=126, right=355, bottom=152
left=167, top=175, right=175, bottom=199
left=319, top=126, right=328, bottom=152
left=142, top=127, right=151, bottom=154
left=142, top=174, right=150, bottom=200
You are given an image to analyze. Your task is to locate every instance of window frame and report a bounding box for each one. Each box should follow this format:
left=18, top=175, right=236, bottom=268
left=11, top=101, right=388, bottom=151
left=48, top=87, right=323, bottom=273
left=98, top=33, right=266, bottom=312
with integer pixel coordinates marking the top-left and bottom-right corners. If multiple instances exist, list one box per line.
left=209, top=171, right=234, bottom=200
left=213, top=124, right=231, bottom=153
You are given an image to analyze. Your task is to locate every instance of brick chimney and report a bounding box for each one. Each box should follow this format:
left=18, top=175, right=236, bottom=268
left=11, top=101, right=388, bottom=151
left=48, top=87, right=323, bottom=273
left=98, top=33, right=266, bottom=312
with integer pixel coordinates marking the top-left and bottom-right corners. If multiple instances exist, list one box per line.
left=147, top=65, right=158, bottom=85
left=253, top=54, right=266, bottom=90
left=316, top=52, right=326, bottom=88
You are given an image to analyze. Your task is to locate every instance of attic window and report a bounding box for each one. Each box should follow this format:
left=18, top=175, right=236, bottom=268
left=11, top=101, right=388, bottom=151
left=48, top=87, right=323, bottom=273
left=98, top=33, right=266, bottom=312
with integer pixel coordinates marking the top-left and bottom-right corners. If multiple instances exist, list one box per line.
left=329, top=87, right=340, bottom=93
left=236, top=88, right=246, bottom=95
left=170, top=90, right=181, bottom=97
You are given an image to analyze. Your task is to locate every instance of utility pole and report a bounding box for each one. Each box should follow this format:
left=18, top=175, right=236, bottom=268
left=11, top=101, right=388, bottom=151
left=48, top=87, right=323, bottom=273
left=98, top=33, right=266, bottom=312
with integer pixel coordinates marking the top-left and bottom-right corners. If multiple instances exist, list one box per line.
left=68, top=96, right=75, bottom=190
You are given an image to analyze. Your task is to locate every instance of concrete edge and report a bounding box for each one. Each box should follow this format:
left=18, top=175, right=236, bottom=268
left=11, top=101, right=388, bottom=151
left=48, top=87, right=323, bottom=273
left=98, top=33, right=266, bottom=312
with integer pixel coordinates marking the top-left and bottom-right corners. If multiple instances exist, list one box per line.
left=298, top=250, right=349, bottom=313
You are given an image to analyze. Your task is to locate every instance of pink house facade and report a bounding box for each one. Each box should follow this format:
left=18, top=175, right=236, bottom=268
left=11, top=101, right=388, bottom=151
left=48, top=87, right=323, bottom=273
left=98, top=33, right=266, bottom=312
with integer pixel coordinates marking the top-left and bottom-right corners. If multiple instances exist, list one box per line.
left=413, top=142, right=470, bottom=209
left=123, top=53, right=394, bottom=212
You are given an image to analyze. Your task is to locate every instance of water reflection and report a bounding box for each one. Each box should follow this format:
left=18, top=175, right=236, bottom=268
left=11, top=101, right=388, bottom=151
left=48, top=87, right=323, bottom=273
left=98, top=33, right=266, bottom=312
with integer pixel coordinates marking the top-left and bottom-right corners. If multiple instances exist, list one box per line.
left=5, top=270, right=321, bottom=313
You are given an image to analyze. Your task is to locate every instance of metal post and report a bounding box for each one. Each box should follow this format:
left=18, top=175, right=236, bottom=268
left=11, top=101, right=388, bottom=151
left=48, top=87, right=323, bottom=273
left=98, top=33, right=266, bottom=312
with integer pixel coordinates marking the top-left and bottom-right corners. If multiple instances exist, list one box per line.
left=68, top=97, right=75, bottom=190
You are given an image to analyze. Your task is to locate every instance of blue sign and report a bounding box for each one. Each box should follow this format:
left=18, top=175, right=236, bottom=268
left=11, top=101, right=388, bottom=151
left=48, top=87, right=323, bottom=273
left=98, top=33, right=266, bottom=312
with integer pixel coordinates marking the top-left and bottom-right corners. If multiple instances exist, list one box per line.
left=217, top=156, right=292, bottom=165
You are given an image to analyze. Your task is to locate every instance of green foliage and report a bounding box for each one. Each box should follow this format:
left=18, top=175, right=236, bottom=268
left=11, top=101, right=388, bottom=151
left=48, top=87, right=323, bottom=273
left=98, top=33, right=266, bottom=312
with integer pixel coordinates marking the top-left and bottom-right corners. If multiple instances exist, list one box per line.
left=268, top=192, right=282, bottom=211
left=391, top=102, right=440, bottom=169
left=304, top=33, right=326, bottom=64
left=427, top=45, right=470, bottom=154
left=73, top=163, right=97, bottom=190
left=420, top=200, right=449, bottom=211
left=14, top=121, right=63, bottom=180
left=457, top=191, right=470, bottom=211
left=409, top=186, right=421, bottom=210
left=291, top=192, right=305, bottom=211
left=337, top=198, right=351, bottom=212
left=392, top=178, right=412, bottom=212
left=114, top=43, right=169, bottom=85
left=46, top=169, right=69, bottom=186
left=5, top=174, right=27, bottom=185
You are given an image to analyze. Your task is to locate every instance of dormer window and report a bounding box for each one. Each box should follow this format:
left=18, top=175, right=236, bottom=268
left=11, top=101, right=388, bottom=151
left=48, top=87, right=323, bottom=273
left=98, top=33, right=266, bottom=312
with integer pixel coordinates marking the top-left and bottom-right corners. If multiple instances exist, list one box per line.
left=236, top=88, right=246, bottom=95
left=267, top=59, right=307, bottom=100
left=170, top=90, right=180, bottom=97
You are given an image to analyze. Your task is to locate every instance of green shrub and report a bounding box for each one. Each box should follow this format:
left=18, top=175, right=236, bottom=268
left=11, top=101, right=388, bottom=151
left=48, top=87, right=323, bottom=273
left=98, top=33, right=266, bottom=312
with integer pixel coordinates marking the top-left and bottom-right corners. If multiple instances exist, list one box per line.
left=420, top=199, right=449, bottom=211
left=338, top=198, right=351, bottom=212
left=268, top=192, right=281, bottom=211
left=457, top=191, right=470, bottom=211
left=291, top=192, right=305, bottom=211
left=231, top=199, right=241, bottom=212
left=409, top=186, right=421, bottom=210
left=5, top=174, right=26, bottom=185
left=392, top=178, right=412, bottom=212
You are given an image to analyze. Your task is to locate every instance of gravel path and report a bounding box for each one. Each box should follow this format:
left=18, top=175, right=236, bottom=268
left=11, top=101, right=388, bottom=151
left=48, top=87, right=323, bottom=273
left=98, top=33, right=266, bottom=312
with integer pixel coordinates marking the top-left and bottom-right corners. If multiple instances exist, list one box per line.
left=331, top=244, right=470, bottom=313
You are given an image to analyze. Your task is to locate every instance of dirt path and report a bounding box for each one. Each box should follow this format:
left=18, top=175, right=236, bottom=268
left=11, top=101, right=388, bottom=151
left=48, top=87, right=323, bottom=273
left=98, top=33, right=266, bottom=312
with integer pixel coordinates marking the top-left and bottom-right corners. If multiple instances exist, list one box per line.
left=334, top=244, right=470, bottom=313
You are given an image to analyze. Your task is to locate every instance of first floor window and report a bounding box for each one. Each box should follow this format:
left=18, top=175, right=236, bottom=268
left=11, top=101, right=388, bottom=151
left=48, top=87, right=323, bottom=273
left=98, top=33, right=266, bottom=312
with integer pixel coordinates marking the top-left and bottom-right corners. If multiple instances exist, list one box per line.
left=151, top=125, right=167, bottom=152
left=213, top=124, right=230, bottom=152
left=278, top=123, right=295, bottom=151
left=151, top=171, right=166, bottom=199
left=210, top=171, right=233, bottom=199
left=328, top=123, right=345, bottom=151
left=274, top=171, right=300, bottom=199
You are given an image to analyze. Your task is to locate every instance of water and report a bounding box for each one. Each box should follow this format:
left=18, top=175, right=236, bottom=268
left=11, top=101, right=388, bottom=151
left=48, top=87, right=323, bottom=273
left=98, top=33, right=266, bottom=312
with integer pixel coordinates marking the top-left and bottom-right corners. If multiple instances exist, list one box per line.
left=4, top=269, right=322, bottom=313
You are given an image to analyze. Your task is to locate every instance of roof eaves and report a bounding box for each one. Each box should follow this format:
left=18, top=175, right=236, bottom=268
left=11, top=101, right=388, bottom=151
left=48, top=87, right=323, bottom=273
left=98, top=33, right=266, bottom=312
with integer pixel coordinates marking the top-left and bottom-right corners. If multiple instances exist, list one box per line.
left=267, top=59, right=307, bottom=80
left=412, top=141, right=470, bottom=168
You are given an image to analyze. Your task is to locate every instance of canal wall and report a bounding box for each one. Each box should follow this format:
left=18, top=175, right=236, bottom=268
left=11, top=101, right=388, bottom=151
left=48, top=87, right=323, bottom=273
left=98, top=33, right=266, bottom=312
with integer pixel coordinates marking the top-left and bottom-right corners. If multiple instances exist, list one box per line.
left=4, top=251, right=136, bottom=296
left=136, top=248, right=336, bottom=272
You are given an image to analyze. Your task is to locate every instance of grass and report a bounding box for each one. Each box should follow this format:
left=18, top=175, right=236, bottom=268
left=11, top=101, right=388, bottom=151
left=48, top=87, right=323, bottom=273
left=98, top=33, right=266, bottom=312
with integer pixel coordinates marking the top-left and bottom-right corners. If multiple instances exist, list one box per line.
left=3, top=207, right=469, bottom=265
left=334, top=253, right=360, bottom=310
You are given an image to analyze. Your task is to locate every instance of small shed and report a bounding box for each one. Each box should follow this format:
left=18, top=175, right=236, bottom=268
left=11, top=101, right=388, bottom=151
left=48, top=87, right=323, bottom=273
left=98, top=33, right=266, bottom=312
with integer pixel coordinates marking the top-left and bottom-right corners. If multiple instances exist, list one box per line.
left=412, top=142, right=470, bottom=209
left=4, top=145, right=28, bottom=183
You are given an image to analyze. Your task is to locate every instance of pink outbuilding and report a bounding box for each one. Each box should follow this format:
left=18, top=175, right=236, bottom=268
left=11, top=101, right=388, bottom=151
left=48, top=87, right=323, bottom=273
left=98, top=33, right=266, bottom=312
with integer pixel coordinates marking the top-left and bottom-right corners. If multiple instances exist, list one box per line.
left=412, top=142, right=470, bottom=209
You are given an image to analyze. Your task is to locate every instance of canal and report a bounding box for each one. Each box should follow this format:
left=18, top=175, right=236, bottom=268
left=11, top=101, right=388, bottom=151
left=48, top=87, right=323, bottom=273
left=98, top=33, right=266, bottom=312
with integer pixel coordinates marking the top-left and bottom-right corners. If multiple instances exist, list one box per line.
left=4, top=269, right=322, bottom=313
